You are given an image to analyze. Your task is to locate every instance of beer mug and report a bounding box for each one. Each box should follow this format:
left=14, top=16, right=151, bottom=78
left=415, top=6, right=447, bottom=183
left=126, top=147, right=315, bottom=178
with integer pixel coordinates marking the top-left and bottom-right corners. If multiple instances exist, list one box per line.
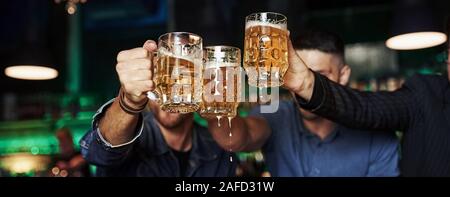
left=244, top=12, right=288, bottom=87
left=149, top=32, right=203, bottom=113
left=199, top=46, right=241, bottom=119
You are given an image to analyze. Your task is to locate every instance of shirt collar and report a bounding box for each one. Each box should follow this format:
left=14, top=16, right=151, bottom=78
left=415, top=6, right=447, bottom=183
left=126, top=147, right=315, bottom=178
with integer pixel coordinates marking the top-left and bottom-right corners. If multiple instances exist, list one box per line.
left=294, top=101, right=341, bottom=143
left=146, top=114, right=218, bottom=161
left=321, top=125, right=340, bottom=143
left=300, top=123, right=341, bottom=144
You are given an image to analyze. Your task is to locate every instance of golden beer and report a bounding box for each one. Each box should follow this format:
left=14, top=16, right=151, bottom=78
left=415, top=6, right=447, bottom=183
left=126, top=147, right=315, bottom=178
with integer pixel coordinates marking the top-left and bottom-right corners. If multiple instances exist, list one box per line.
left=244, top=12, right=288, bottom=87
left=199, top=46, right=241, bottom=118
left=150, top=32, right=203, bottom=113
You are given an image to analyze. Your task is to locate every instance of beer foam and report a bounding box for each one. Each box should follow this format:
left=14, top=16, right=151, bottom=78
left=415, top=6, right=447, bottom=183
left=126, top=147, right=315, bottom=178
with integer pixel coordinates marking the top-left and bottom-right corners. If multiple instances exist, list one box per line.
left=158, top=48, right=196, bottom=63
left=245, top=21, right=287, bottom=30
left=205, top=62, right=239, bottom=68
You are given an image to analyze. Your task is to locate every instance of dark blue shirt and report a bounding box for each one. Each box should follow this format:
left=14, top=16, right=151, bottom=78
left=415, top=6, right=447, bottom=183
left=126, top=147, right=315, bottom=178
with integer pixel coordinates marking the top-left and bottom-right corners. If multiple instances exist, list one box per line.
left=80, top=99, right=237, bottom=177
left=250, top=101, right=399, bottom=177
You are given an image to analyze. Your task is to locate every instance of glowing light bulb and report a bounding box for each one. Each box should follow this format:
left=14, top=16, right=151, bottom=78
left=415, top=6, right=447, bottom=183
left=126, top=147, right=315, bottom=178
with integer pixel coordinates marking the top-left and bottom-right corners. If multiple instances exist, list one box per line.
left=386, top=32, right=447, bottom=50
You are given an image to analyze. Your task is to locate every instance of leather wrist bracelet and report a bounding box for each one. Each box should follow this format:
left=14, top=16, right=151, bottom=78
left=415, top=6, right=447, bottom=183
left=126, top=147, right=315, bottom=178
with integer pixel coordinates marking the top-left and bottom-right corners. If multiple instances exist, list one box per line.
left=118, top=88, right=148, bottom=115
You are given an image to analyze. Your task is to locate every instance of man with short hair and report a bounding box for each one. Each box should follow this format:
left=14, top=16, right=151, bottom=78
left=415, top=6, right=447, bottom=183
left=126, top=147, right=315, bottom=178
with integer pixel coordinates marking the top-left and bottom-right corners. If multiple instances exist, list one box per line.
left=80, top=40, right=236, bottom=177
left=283, top=20, right=450, bottom=176
left=207, top=30, right=400, bottom=177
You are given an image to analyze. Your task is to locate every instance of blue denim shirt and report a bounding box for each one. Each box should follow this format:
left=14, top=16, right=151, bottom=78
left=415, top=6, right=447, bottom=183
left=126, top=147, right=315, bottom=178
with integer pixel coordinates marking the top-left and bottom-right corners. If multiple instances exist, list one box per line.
left=80, top=99, right=237, bottom=177
left=250, top=101, right=400, bottom=177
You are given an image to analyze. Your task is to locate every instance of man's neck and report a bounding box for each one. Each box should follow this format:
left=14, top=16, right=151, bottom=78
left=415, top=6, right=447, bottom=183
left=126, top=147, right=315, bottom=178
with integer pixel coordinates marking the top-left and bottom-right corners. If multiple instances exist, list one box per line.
left=302, top=117, right=336, bottom=140
left=159, top=118, right=194, bottom=152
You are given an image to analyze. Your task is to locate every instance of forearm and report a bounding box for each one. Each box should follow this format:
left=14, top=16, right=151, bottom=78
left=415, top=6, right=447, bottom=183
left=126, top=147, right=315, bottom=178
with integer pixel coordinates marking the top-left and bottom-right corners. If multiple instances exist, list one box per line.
left=295, top=72, right=412, bottom=131
left=99, top=39, right=157, bottom=145
left=98, top=98, right=141, bottom=146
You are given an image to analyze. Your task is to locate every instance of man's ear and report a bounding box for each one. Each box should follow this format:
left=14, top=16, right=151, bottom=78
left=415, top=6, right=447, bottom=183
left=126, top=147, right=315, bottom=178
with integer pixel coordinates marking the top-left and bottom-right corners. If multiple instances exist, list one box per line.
left=338, top=65, right=351, bottom=86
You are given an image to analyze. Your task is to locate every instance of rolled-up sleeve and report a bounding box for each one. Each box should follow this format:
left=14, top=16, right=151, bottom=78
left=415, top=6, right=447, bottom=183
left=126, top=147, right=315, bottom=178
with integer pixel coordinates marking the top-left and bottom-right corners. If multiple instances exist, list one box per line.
left=79, top=99, right=144, bottom=167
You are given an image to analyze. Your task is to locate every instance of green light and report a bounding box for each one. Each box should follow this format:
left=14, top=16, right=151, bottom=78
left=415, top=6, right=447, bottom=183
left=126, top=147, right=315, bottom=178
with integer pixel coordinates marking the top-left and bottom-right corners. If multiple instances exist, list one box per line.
left=67, top=11, right=82, bottom=94
left=239, top=108, right=249, bottom=117
left=0, top=117, right=92, bottom=155
left=77, top=111, right=96, bottom=120
left=30, top=147, right=39, bottom=155
left=79, top=96, right=97, bottom=108
left=62, top=112, right=73, bottom=119
left=89, top=165, right=97, bottom=175
left=193, top=112, right=208, bottom=127
left=418, top=67, right=434, bottom=75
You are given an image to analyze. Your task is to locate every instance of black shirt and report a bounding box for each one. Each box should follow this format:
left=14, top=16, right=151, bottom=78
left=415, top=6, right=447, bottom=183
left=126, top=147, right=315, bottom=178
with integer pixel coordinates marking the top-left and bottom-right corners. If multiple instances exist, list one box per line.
left=298, top=72, right=450, bottom=176
left=171, top=148, right=191, bottom=177
left=82, top=106, right=238, bottom=177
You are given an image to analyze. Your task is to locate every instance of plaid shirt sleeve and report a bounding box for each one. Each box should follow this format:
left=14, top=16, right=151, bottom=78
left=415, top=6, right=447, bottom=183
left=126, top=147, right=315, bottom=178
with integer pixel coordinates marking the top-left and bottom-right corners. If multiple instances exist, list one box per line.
left=296, top=71, right=415, bottom=131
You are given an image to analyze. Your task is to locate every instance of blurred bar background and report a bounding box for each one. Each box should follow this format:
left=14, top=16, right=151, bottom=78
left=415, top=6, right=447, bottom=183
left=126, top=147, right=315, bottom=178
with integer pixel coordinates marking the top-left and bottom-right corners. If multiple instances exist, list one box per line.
left=0, top=0, right=448, bottom=177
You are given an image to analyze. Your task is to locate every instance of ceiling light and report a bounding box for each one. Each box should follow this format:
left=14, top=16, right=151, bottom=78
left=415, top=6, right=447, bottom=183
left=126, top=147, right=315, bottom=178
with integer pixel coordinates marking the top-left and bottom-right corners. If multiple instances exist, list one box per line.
left=386, top=31, right=447, bottom=50
left=5, top=65, right=58, bottom=80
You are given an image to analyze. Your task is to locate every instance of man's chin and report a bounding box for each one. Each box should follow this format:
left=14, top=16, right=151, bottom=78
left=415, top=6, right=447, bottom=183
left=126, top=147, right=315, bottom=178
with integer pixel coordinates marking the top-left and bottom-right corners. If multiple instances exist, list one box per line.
left=300, top=110, right=319, bottom=120
left=156, top=112, right=191, bottom=129
left=302, top=115, right=320, bottom=121
left=157, top=116, right=183, bottom=128
left=159, top=122, right=180, bottom=129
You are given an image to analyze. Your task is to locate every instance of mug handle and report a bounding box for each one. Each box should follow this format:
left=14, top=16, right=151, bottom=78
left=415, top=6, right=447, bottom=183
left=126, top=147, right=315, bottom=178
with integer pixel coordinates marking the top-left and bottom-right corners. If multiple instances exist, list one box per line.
left=147, top=51, right=160, bottom=102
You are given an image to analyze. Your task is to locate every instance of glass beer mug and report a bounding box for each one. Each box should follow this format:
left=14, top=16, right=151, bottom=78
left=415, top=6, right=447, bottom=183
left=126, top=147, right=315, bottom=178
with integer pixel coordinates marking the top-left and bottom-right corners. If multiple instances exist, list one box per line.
left=244, top=12, right=288, bottom=87
left=199, top=46, right=241, bottom=119
left=149, top=32, right=203, bottom=113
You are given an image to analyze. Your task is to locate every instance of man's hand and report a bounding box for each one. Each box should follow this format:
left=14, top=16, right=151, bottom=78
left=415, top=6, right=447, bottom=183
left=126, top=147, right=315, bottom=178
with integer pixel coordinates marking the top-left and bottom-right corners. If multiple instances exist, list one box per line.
left=283, top=35, right=316, bottom=101
left=116, top=40, right=157, bottom=108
